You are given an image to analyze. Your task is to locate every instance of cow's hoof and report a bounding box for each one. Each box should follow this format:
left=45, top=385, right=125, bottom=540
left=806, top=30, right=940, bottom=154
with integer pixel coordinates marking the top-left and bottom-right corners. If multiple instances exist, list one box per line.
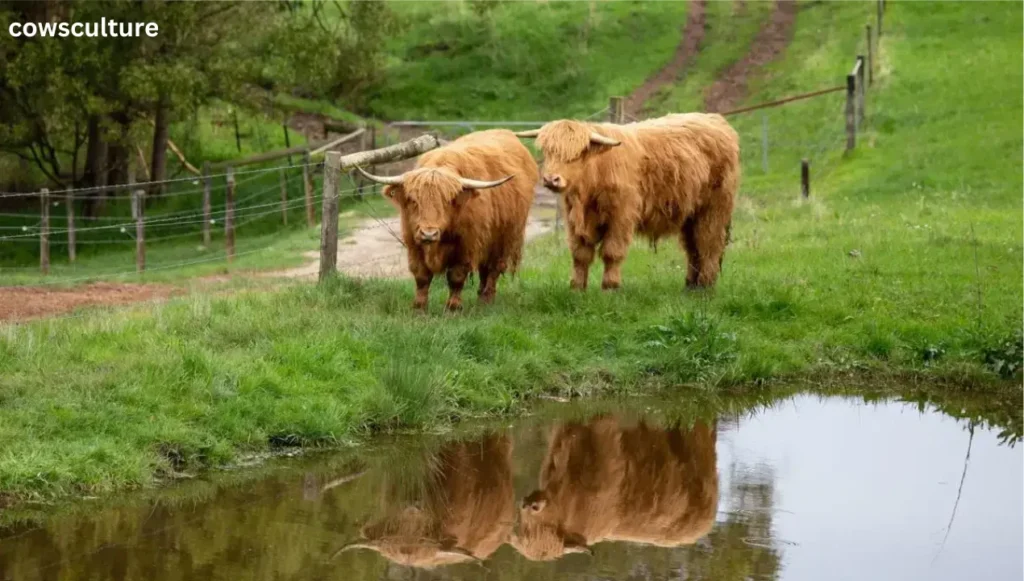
left=444, top=300, right=463, bottom=312
left=601, top=280, right=621, bottom=291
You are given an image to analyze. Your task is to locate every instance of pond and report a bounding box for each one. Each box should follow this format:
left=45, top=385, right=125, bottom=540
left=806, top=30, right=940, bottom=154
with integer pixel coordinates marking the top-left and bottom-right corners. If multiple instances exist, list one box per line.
left=0, top=394, right=1020, bottom=581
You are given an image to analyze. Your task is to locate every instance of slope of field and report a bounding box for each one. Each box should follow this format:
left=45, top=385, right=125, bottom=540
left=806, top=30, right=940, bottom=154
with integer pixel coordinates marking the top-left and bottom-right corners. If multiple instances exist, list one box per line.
left=0, top=1, right=1020, bottom=504
left=368, top=1, right=689, bottom=120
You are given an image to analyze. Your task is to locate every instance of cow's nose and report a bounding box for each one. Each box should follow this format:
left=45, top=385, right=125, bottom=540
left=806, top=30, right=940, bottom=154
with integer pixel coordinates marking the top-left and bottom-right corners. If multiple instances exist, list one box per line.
left=542, top=174, right=565, bottom=191
left=418, top=228, right=440, bottom=243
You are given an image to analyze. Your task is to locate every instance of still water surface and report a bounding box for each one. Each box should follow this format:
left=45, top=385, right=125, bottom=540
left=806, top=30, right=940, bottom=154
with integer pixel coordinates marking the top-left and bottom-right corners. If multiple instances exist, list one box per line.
left=0, top=394, right=1020, bottom=580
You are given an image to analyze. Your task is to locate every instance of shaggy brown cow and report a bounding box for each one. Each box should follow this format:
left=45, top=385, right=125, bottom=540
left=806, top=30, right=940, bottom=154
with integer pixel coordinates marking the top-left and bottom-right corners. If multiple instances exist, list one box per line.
left=340, top=434, right=515, bottom=568
left=511, top=416, right=718, bottom=561
left=357, top=130, right=538, bottom=311
left=517, top=113, right=739, bottom=289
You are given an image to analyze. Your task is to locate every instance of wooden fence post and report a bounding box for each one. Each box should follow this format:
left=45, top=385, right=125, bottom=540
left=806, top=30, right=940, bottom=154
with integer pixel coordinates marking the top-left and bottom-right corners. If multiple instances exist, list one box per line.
left=845, top=74, right=856, bottom=152
left=866, top=24, right=874, bottom=86
left=65, top=188, right=76, bottom=262
left=202, top=161, right=212, bottom=247
left=282, top=121, right=293, bottom=166
left=761, top=113, right=770, bottom=173
left=232, top=109, right=242, bottom=153
left=856, top=55, right=866, bottom=126
left=801, top=159, right=810, bottom=199
left=369, top=125, right=378, bottom=196
left=608, top=96, right=625, bottom=123
left=319, top=151, right=341, bottom=281
left=355, top=128, right=370, bottom=200
left=279, top=167, right=289, bottom=225
left=39, top=188, right=49, bottom=275
left=302, top=149, right=315, bottom=227
left=225, top=166, right=235, bottom=263
left=877, top=0, right=883, bottom=37
left=133, top=186, right=145, bottom=273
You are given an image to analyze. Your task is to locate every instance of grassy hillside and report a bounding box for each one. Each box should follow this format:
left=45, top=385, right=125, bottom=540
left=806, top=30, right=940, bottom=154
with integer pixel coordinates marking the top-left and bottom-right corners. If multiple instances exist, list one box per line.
left=0, top=1, right=1021, bottom=502
left=368, top=1, right=689, bottom=120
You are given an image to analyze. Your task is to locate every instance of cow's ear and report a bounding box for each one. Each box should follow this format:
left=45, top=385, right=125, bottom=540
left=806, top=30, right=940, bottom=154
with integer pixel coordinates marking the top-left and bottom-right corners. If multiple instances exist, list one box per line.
left=454, top=189, right=477, bottom=206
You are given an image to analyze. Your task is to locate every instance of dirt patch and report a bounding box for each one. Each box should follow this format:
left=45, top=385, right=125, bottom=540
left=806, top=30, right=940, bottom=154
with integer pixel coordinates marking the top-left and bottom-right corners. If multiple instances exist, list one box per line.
left=624, top=0, right=708, bottom=119
left=703, top=0, right=798, bottom=113
left=0, top=282, right=180, bottom=323
left=274, top=185, right=560, bottom=280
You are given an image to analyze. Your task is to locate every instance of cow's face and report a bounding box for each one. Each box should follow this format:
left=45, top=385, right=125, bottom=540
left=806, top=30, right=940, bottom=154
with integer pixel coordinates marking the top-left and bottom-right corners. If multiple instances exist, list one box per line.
left=510, top=490, right=591, bottom=561
left=372, top=167, right=513, bottom=245
left=533, top=120, right=620, bottom=194
left=382, top=169, right=469, bottom=245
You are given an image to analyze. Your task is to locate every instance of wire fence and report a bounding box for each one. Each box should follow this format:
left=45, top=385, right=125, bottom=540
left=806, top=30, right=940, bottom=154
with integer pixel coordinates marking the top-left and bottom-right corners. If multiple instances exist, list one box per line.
left=0, top=155, right=371, bottom=284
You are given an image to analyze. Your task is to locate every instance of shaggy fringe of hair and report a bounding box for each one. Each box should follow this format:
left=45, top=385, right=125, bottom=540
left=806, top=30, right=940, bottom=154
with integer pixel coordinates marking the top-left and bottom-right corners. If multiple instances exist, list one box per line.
left=536, top=120, right=594, bottom=162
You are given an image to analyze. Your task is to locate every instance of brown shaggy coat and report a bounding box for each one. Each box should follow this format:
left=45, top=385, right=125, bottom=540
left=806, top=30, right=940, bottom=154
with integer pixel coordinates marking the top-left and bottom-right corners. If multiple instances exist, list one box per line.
left=384, top=129, right=538, bottom=311
left=348, top=434, right=515, bottom=568
left=533, top=113, right=739, bottom=289
left=511, top=416, right=718, bottom=561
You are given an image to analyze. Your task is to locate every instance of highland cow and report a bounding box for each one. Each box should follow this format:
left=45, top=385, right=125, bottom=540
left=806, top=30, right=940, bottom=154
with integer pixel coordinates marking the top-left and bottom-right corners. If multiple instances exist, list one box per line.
left=517, top=113, right=739, bottom=289
left=511, top=416, right=718, bottom=561
left=357, top=130, right=538, bottom=311
left=339, top=434, right=515, bottom=568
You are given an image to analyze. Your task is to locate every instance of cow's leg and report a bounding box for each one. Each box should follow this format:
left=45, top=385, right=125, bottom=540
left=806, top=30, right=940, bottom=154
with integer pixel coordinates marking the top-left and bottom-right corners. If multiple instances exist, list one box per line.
left=477, top=264, right=491, bottom=297
left=412, top=270, right=433, bottom=310
left=681, top=216, right=701, bottom=288
left=478, top=261, right=502, bottom=304
left=599, top=217, right=634, bottom=290
left=445, top=264, right=470, bottom=311
left=569, top=238, right=595, bottom=290
left=686, top=206, right=732, bottom=288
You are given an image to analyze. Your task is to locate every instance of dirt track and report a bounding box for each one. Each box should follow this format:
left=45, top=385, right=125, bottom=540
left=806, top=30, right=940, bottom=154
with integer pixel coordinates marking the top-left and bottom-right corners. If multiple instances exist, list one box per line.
left=625, top=0, right=707, bottom=118
left=0, top=282, right=180, bottom=323
left=703, top=0, right=798, bottom=113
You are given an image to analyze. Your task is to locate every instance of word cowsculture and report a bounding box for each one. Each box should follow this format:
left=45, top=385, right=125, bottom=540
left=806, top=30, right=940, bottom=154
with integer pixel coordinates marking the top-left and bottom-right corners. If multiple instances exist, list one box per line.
left=8, top=19, right=159, bottom=38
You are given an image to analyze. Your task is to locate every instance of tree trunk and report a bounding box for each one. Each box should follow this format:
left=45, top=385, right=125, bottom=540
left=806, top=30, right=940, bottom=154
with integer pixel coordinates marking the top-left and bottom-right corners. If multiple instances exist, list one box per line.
left=149, top=96, right=170, bottom=199
left=89, top=116, right=129, bottom=218
left=83, top=115, right=104, bottom=187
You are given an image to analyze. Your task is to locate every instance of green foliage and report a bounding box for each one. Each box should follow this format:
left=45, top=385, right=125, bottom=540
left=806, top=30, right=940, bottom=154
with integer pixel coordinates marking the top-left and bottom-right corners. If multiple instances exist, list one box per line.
left=980, top=330, right=1024, bottom=380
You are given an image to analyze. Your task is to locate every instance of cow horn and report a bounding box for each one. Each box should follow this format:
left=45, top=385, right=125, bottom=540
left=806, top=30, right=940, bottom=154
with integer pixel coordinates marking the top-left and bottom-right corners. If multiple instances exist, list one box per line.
left=459, top=175, right=515, bottom=190
left=514, top=129, right=541, bottom=138
left=564, top=545, right=593, bottom=556
left=332, top=541, right=380, bottom=559
left=439, top=548, right=480, bottom=563
left=354, top=166, right=405, bottom=185
left=589, top=132, right=621, bottom=146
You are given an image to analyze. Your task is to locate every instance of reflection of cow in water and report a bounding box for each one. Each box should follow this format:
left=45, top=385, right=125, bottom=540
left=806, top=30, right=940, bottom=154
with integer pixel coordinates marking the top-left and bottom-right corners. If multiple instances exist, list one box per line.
left=511, top=417, right=718, bottom=561
left=341, top=434, right=514, bottom=568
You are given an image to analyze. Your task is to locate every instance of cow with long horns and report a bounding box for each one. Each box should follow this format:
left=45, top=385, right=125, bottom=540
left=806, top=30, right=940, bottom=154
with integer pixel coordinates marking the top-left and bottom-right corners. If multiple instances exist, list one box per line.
left=517, top=113, right=740, bottom=290
left=338, top=434, right=515, bottom=568
left=357, top=130, right=538, bottom=311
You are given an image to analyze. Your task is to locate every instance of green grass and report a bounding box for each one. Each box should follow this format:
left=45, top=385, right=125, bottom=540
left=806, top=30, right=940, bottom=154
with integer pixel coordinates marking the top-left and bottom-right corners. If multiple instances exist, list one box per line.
left=368, top=0, right=689, bottom=120
left=272, top=93, right=367, bottom=127
left=0, top=1, right=1021, bottom=503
